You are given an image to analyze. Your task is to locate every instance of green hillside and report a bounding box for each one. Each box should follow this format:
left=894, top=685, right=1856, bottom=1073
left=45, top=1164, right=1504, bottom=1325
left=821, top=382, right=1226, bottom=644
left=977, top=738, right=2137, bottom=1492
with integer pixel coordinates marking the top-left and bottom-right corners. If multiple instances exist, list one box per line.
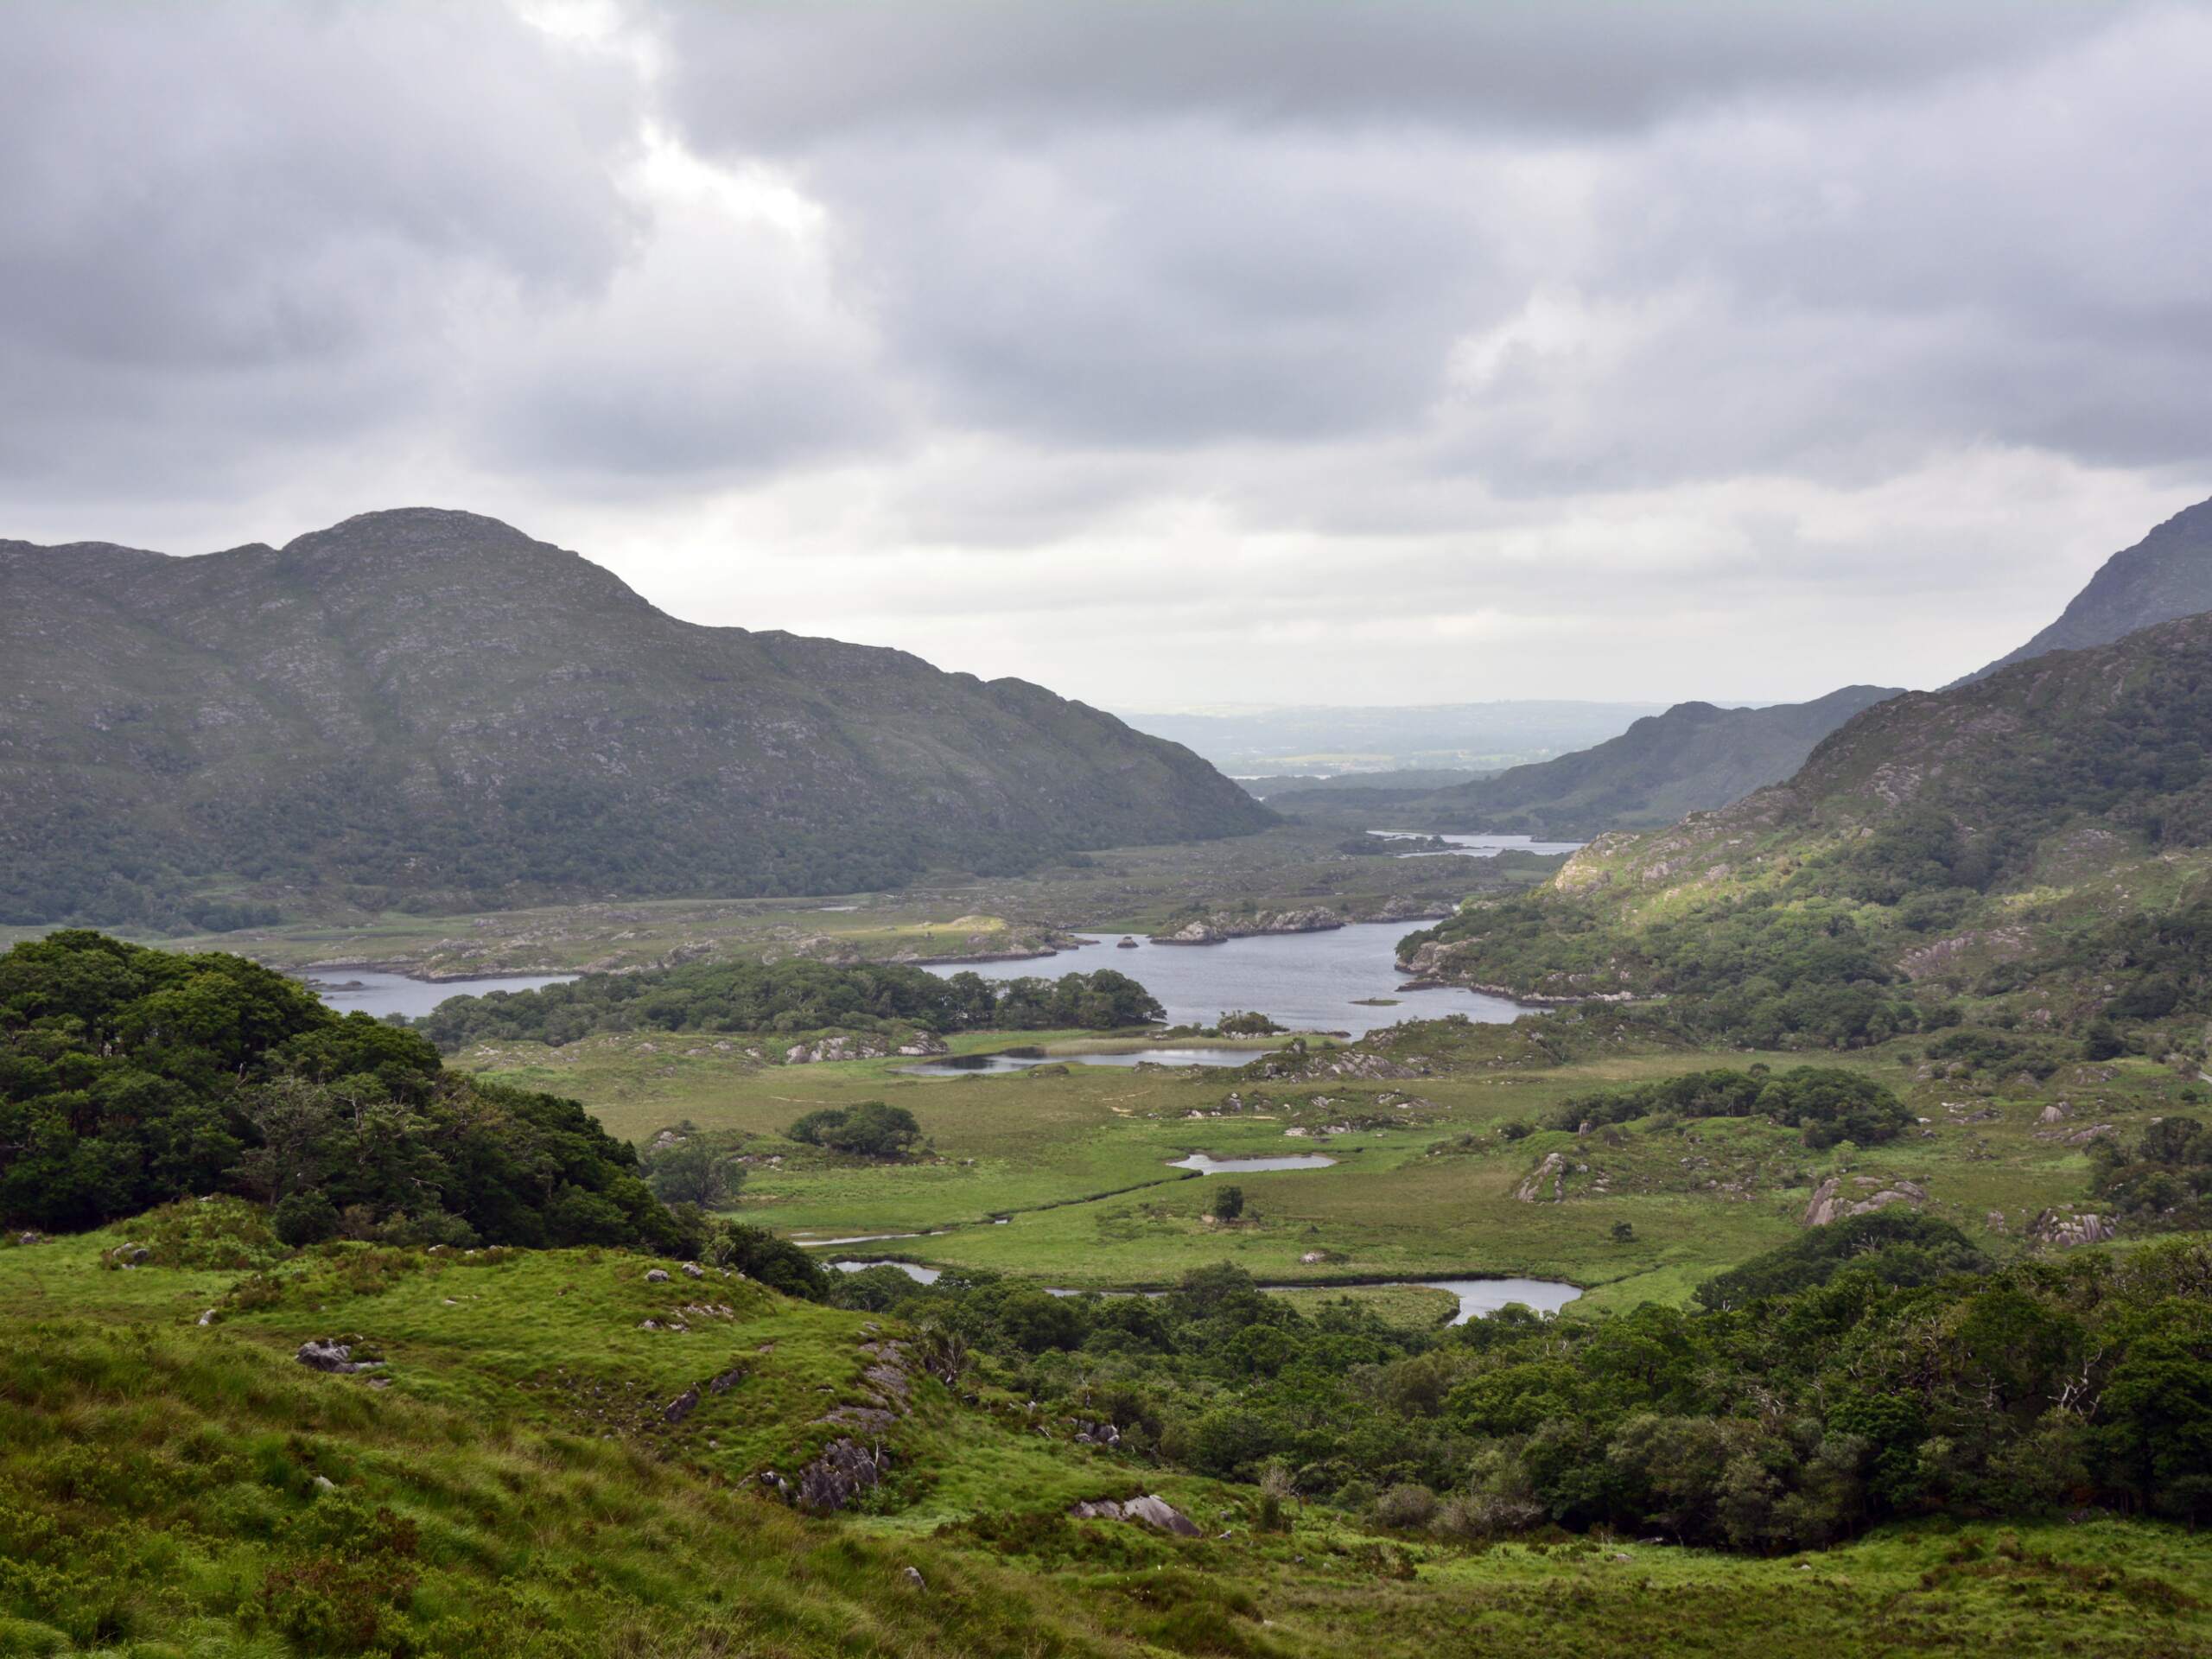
left=9, top=935, right=2212, bottom=1656
left=1399, top=613, right=2212, bottom=1054
left=0, top=509, right=1269, bottom=930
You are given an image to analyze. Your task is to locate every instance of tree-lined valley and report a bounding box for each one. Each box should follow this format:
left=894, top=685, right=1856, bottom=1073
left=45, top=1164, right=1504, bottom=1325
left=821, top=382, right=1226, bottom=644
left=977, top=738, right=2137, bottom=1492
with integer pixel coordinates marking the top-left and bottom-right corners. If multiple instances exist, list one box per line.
left=9, top=10, right=2212, bottom=1653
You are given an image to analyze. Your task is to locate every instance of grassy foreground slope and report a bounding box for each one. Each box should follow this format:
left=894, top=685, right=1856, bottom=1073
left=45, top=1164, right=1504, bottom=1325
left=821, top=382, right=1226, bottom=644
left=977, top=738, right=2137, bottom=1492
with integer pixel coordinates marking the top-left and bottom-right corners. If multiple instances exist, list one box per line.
left=8, top=1220, right=2212, bottom=1659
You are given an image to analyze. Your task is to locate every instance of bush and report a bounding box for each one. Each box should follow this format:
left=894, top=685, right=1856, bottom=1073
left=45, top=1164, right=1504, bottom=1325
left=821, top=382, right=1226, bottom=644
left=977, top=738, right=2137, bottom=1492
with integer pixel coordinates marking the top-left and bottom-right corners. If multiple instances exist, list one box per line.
left=785, top=1102, right=923, bottom=1159
left=1373, top=1483, right=1439, bottom=1530
left=272, top=1191, right=340, bottom=1248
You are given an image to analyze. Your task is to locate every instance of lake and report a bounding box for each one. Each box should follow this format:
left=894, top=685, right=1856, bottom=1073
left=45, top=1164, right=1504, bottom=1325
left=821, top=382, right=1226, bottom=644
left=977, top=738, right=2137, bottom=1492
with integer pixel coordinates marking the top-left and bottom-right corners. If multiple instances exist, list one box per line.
left=824, top=1259, right=1580, bottom=1322
left=925, top=920, right=1527, bottom=1037
left=306, top=969, right=580, bottom=1020
left=898, top=1046, right=1262, bottom=1076
left=1370, top=830, right=1585, bottom=858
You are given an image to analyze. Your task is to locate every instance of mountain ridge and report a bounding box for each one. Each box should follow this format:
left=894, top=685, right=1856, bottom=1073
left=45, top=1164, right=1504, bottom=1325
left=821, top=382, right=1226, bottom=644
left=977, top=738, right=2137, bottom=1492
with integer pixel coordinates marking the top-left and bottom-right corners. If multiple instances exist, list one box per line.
left=1273, top=684, right=1900, bottom=839
left=1955, top=493, right=2212, bottom=683
left=1399, top=611, right=2212, bottom=1043
left=0, top=507, right=1270, bottom=927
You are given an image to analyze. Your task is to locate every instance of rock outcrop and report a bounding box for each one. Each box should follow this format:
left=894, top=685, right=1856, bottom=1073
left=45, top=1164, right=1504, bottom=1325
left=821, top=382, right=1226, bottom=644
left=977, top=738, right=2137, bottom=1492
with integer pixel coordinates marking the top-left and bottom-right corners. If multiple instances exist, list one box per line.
left=1150, top=907, right=1347, bottom=945
left=2030, top=1209, right=2117, bottom=1249
left=296, top=1339, right=385, bottom=1376
left=1068, top=1494, right=1201, bottom=1535
left=1516, top=1152, right=1567, bottom=1204
left=1802, top=1176, right=1929, bottom=1228
left=797, top=1439, right=887, bottom=1513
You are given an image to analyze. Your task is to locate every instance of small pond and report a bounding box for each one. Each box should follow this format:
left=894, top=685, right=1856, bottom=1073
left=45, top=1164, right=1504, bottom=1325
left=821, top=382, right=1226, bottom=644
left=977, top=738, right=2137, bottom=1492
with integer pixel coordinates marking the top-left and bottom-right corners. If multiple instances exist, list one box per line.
left=1167, top=1153, right=1338, bottom=1174
left=898, top=1046, right=1264, bottom=1077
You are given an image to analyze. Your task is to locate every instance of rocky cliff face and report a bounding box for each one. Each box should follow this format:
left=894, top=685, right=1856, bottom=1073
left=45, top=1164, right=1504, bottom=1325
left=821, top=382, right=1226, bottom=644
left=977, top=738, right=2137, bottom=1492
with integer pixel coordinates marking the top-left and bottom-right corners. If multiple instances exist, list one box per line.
left=0, top=508, right=1270, bottom=924
left=1959, top=494, right=2212, bottom=683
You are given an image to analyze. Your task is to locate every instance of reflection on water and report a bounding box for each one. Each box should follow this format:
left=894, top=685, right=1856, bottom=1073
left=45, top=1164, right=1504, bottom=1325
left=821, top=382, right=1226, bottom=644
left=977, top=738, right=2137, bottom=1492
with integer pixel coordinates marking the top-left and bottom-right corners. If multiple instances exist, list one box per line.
left=926, top=922, right=1528, bottom=1037
left=820, top=1258, right=1580, bottom=1323
left=898, top=1046, right=1262, bottom=1077
left=1168, top=1153, right=1338, bottom=1174
left=1370, top=830, right=1584, bottom=860
left=308, top=969, right=580, bottom=1020
left=830, top=1259, right=942, bottom=1283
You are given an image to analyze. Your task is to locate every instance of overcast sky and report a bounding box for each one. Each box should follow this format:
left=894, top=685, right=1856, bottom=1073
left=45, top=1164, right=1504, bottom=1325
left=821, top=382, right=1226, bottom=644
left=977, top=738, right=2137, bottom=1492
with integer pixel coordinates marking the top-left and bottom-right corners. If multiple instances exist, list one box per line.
left=5, top=0, right=2209, bottom=709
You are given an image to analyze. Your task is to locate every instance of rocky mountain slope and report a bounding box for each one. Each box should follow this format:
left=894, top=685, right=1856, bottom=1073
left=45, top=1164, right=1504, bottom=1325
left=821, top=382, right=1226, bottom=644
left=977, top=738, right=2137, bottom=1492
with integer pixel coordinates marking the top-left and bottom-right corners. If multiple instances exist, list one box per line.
left=1958, top=493, right=2212, bottom=682
left=0, top=509, right=1268, bottom=925
left=1274, top=686, right=1898, bottom=839
left=1401, top=614, right=2212, bottom=1042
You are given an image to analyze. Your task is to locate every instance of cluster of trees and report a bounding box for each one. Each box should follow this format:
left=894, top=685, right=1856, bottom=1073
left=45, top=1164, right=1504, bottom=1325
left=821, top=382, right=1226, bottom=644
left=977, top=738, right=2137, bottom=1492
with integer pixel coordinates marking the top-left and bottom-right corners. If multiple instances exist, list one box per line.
left=416, top=960, right=1163, bottom=1050
left=833, top=1226, right=2212, bottom=1545
left=2091, top=1116, right=2212, bottom=1231
left=0, top=931, right=683, bottom=1252
left=1551, top=1065, right=1915, bottom=1148
left=1402, top=888, right=1935, bottom=1051
left=786, top=1102, right=925, bottom=1160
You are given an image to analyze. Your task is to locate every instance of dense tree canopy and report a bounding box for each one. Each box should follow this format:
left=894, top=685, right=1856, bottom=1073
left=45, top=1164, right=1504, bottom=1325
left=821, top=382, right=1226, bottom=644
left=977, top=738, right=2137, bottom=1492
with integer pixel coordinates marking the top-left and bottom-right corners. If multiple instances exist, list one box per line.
left=835, top=1236, right=2212, bottom=1546
left=0, top=931, right=683, bottom=1250
left=416, top=959, right=1164, bottom=1050
left=1549, top=1065, right=1915, bottom=1148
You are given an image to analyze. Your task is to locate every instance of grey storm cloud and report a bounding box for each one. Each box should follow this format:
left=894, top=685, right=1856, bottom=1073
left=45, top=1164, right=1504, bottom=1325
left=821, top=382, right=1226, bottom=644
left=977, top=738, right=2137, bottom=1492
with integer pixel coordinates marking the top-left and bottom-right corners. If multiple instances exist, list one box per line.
left=648, top=0, right=2119, bottom=144
left=3, top=0, right=2209, bottom=704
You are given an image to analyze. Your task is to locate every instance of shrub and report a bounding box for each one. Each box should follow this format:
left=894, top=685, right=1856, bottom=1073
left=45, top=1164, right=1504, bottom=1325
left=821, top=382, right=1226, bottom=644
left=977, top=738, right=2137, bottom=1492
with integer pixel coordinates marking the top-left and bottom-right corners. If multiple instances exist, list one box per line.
left=272, top=1191, right=340, bottom=1248
left=785, top=1102, right=922, bottom=1159
left=1373, top=1483, right=1439, bottom=1530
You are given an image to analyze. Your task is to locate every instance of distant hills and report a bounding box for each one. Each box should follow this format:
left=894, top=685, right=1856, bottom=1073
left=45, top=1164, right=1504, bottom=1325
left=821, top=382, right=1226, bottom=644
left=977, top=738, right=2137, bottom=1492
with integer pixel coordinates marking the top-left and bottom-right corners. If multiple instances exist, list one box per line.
left=1959, top=493, right=2212, bottom=683
left=1402, top=612, right=2212, bottom=1040
left=1119, top=699, right=1667, bottom=775
left=0, top=509, right=1269, bottom=927
left=1273, top=686, right=1900, bottom=840
left=1238, top=768, right=1491, bottom=800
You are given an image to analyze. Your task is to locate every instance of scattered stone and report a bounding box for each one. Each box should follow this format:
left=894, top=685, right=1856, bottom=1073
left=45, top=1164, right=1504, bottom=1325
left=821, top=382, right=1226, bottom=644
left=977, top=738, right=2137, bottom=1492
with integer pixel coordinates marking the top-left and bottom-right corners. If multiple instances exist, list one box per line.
left=682, top=1262, right=706, bottom=1279
left=313, top=1475, right=337, bottom=1492
left=662, top=1385, right=702, bottom=1425
left=296, top=1339, right=385, bottom=1376
left=2031, top=1209, right=2117, bottom=1249
left=197, top=1308, right=217, bottom=1326
left=901, top=1566, right=927, bottom=1590
left=1068, top=1494, right=1202, bottom=1536
left=645, top=1268, right=671, bottom=1283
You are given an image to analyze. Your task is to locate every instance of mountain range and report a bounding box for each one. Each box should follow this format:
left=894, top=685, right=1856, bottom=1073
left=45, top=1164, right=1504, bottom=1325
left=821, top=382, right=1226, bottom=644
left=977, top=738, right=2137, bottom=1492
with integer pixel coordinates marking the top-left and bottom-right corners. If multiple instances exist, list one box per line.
left=0, top=509, right=1268, bottom=927
left=1269, top=685, right=1901, bottom=839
